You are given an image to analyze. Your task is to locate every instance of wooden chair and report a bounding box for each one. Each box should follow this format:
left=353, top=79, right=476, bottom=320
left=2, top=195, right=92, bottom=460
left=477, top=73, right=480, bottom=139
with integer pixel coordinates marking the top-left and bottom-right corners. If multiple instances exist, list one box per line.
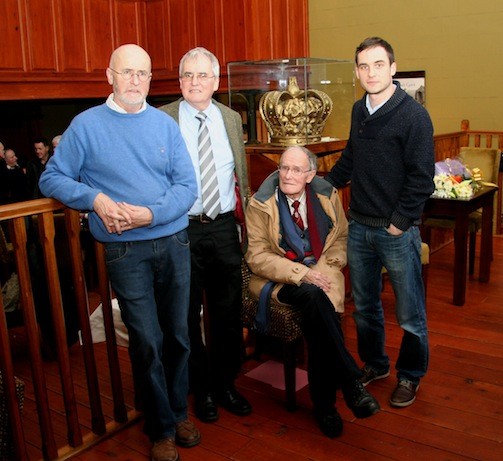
left=459, top=147, right=502, bottom=235
left=241, top=261, right=303, bottom=411
left=423, top=147, right=501, bottom=274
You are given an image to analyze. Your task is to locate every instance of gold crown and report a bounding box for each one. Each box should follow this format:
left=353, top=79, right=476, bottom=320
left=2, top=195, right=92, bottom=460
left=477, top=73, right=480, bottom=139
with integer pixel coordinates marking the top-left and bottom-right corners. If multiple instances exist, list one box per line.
left=258, top=76, right=333, bottom=146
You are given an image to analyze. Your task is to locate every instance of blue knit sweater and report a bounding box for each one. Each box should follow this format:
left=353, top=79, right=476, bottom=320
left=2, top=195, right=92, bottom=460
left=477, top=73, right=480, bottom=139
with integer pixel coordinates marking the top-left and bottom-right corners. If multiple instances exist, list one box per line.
left=39, top=103, right=197, bottom=242
left=326, top=84, right=435, bottom=231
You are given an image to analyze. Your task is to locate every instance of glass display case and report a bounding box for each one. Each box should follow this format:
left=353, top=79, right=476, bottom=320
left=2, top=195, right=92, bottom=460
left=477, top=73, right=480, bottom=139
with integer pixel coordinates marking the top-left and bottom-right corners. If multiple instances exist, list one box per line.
left=227, top=57, right=355, bottom=145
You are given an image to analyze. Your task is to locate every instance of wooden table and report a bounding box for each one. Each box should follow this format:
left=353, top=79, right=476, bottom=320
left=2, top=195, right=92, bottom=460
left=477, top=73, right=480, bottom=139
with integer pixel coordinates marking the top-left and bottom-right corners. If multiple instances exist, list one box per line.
left=423, top=186, right=498, bottom=306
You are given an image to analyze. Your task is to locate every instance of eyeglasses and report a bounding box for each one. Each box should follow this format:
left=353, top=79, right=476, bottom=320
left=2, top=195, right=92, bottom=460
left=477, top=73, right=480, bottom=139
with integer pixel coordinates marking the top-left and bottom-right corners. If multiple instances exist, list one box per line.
left=278, top=165, right=312, bottom=176
left=109, top=68, right=151, bottom=82
left=180, top=72, right=216, bottom=82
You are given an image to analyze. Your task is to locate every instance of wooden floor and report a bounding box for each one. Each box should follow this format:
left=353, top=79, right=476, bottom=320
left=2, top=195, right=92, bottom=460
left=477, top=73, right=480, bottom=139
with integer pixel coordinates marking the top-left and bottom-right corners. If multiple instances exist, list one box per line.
left=10, top=236, right=503, bottom=460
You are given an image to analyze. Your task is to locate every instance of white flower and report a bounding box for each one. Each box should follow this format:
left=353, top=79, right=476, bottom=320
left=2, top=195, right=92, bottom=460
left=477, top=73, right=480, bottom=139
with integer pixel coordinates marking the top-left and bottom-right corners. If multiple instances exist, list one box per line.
left=431, top=173, right=475, bottom=199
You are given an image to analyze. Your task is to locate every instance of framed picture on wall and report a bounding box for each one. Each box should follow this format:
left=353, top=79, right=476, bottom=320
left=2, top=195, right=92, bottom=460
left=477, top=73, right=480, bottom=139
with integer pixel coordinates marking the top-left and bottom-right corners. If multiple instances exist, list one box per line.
left=395, top=71, right=426, bottom=106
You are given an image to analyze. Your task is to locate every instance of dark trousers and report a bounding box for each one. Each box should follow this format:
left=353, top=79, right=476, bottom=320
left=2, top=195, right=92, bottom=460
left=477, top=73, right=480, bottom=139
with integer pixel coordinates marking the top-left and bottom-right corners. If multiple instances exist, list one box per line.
left=277, top=283, right=361, bottom=412
left=187, top=214, right=243, bottom=396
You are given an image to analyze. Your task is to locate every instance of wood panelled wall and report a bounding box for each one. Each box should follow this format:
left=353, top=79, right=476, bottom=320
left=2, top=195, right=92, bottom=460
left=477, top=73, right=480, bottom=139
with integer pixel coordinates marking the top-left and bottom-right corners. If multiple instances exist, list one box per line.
left=0, top=0, right=309, bottom=101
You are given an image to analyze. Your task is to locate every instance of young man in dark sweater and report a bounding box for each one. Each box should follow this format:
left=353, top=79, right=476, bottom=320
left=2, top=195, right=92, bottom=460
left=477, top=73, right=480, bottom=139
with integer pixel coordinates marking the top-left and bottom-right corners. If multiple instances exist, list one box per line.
left=325, top=37, right=435, bottom=408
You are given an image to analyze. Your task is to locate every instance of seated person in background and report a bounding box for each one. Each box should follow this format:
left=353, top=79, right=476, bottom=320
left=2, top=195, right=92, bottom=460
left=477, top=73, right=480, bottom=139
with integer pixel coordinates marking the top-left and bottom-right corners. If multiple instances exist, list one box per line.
left=245, top=146, right=380, bottom=438
left=0, top=148, right=29, bottom=205
left=0, top=141, right=5, bottom=165
left=52, top=135, right=62, bottom=151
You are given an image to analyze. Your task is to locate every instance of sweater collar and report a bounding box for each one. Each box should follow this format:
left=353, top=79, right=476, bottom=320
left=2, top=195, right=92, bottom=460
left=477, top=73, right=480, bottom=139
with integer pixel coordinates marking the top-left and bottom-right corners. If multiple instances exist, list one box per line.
left=364, top=80, right=407, bottom=119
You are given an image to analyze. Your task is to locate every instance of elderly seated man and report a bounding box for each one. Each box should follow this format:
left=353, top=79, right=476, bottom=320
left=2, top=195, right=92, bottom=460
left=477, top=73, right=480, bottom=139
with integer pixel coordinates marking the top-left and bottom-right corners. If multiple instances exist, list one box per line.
left=245, top=146, right=380, bottom=438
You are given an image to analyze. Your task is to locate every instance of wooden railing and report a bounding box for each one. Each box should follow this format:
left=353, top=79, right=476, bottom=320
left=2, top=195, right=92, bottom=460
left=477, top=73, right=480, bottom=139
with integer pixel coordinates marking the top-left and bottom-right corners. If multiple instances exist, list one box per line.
left=0, top=199, right=137, bottom=460
left=434, top=120, right=503, bottom=160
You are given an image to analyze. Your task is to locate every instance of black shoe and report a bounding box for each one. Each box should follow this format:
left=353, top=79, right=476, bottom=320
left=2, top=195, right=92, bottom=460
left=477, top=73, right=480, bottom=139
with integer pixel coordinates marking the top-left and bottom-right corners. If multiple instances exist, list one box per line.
left=194, top=393, right=219, bottom=422
left=216, top=387, right=252, bottom=416
left=315, top=408, right=343, bottom=438
left=343, top=379, right=381, bottom=418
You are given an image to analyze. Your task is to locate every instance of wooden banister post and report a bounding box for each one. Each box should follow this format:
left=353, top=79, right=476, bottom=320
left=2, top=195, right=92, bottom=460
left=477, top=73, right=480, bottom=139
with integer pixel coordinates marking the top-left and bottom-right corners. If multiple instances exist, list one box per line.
left=461, top=120, right=470, bottom=131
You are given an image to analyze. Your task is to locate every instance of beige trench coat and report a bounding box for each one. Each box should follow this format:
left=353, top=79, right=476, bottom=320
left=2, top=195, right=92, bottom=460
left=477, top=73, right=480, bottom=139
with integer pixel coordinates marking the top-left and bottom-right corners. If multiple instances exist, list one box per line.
left=245, top=173, right=348, bottom=312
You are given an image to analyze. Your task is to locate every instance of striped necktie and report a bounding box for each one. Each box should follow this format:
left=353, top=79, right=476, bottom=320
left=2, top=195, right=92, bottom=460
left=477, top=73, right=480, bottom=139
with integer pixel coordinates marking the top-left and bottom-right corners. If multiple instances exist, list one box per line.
left=196, top=111, right=221, bottom=219
left=292, top=200, right=304, bottom=230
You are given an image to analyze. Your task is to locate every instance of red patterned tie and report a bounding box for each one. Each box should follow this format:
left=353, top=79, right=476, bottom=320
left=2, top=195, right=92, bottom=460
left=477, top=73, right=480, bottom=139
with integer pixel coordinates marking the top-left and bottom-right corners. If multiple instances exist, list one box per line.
left=292, top=200, right=304, bottom=230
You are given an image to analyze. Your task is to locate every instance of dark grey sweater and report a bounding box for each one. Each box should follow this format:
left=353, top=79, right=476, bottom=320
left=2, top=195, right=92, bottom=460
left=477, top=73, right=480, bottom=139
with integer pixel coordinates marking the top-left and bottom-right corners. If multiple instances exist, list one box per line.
left=326, top=83, right=435, bottom=231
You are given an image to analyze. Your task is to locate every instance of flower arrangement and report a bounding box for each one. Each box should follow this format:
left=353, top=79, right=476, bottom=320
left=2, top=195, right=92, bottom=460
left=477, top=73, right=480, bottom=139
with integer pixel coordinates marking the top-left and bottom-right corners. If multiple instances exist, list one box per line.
left=431, top=158, right=482, bottom=199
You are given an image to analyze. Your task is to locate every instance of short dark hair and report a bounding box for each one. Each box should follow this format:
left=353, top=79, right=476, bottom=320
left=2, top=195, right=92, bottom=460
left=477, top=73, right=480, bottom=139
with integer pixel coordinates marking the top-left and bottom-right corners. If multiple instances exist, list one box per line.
left=33, top=137, right=49, bottom=147
left=355, top=37, right=395, bottom=65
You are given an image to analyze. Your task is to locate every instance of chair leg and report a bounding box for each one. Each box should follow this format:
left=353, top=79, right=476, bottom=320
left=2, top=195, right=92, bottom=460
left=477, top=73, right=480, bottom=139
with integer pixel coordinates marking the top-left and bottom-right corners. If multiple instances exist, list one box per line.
left=421, top=224, right=432, bottom=247
left=283, top=340, right=297, bottom=412
left=469, top=231, right=476, bottom=275
left=252, top=332, right=265, bottom=360
left=422, top=265, right=429, bottom=301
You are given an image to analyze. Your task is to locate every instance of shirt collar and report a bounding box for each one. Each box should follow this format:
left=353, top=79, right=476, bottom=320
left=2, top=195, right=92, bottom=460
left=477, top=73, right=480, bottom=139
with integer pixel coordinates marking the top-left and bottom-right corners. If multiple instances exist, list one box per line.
left=286, top=191, right=306, bottom=207
left=365, top=84, right=396, bottom=115
left=180, top=99, right=215, bottom=120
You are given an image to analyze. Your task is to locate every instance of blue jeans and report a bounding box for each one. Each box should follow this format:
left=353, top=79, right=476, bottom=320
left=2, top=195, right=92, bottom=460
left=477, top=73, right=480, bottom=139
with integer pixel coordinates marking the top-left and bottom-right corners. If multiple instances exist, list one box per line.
left=104, top=231, right=191, bottom=442
left=348, top=221, right=429, bottom=384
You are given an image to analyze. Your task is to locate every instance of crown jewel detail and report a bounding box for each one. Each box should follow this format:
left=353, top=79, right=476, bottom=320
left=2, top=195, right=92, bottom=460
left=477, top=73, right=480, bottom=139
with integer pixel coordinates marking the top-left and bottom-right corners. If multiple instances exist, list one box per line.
left=258, top=76, right=333, bottom=146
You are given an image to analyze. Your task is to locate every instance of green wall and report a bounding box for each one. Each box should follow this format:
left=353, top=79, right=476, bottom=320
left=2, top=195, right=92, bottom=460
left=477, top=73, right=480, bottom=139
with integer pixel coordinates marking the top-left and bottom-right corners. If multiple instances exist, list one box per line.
left=309, top=0, right=503, bottom=135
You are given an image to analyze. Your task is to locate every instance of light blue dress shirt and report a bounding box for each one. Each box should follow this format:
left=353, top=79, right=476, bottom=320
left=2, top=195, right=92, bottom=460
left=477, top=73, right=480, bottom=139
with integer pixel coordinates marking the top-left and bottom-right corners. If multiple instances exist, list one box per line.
left=179, top=100, right=235, bottom=215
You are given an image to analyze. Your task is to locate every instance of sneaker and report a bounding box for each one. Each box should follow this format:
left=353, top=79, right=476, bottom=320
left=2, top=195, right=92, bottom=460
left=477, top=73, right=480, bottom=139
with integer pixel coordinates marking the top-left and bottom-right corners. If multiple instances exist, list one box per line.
left=151, top=438, right=178, bottom=461
left=359, top=365, right=390, bottom=386
left=343, top=379, right=381, bottom=418
left=175, top=419, right=201, bottom=447
left=390, top=380, right=419, bottom=407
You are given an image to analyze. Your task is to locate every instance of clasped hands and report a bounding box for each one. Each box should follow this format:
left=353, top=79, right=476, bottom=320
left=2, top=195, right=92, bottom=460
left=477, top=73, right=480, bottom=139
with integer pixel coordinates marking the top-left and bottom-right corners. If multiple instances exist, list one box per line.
left=302, top=269, right=331, bottom=293
left=94, top=192, right=152, bottom=235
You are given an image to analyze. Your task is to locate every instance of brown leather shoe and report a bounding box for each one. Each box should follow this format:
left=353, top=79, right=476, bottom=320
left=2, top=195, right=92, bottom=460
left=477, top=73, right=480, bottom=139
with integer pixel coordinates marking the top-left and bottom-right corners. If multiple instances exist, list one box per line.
left=151, top=438, right=178, bottom=461
left=390, top=380, right=419, bottom=407
left=175, top=419, right=201, bottom=448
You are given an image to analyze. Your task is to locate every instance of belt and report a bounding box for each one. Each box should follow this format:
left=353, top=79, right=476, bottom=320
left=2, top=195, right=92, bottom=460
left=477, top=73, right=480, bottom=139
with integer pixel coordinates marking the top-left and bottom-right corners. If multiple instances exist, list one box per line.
left=188, top=211, right=234, bottom=224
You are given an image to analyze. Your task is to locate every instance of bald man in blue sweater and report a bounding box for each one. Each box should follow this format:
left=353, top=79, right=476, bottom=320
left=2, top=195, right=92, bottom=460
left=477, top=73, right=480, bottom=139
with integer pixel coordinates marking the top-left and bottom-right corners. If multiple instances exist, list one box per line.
left=40, top=44, right=199, bottom=461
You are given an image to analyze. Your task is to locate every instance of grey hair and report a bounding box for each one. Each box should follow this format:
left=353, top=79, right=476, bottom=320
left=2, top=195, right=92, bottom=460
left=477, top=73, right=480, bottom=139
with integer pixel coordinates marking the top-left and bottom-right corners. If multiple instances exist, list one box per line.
left=179, top=47, right=220, bottom=78
left=282, top=146, right=318, bottom=172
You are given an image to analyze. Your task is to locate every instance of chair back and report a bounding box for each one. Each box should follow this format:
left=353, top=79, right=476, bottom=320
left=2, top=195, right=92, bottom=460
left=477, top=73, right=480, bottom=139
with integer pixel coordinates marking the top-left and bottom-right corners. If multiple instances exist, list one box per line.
left=459, top=147, right=500, bottom=184
left=459, top=147, right=502, bottom=234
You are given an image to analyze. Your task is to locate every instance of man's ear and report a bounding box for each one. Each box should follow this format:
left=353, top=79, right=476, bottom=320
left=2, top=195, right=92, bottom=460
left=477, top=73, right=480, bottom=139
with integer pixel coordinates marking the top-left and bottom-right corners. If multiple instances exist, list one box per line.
left=106, top=68, right=114, bottom=85
left=391, top=62, right=397, bottom=77
left=305, top=170, right=317, bottom=184
left=355, top=64, right=361, bottom=81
